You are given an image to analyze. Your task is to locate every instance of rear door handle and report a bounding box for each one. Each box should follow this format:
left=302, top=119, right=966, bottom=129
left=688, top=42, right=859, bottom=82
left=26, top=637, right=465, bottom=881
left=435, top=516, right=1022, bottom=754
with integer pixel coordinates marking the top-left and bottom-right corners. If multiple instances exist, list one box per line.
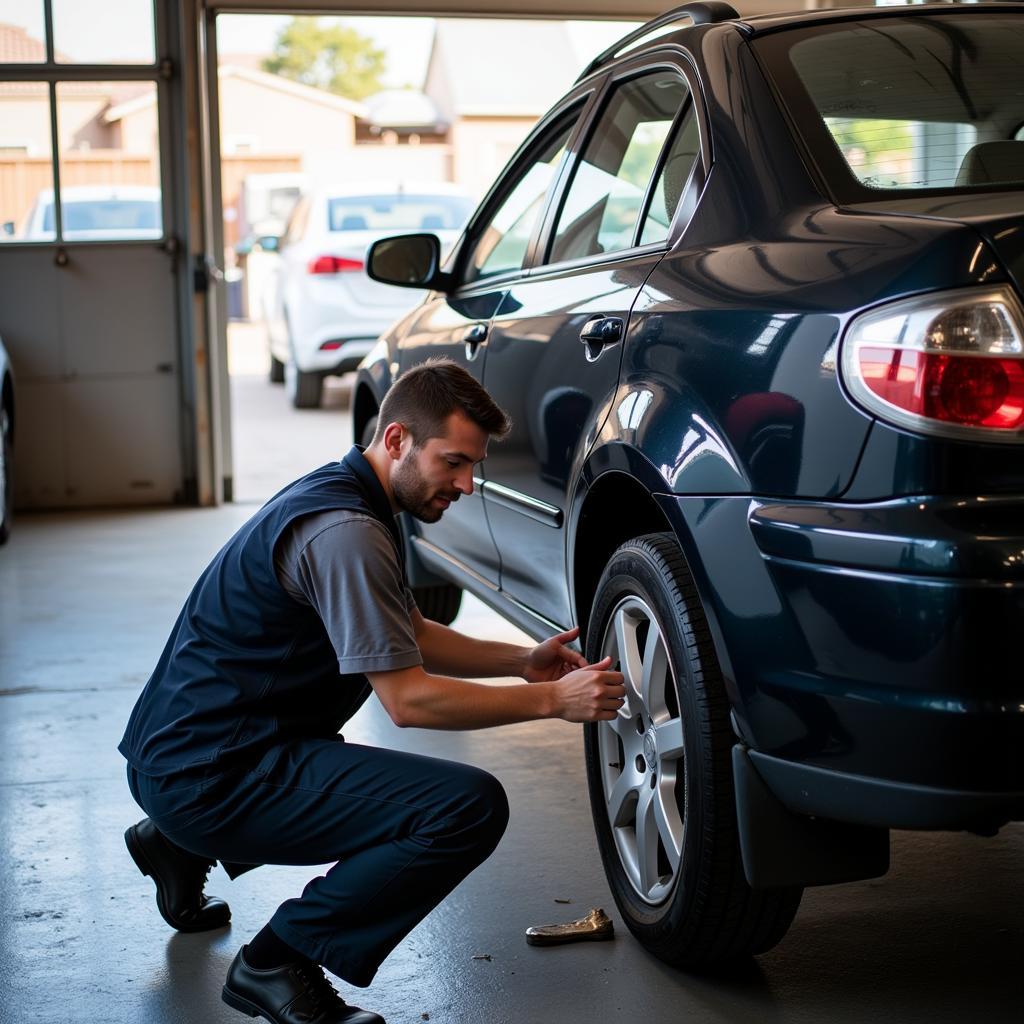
left=579, top=315, right=623, bottom=360
left=463, top=321, right=489, bottom=359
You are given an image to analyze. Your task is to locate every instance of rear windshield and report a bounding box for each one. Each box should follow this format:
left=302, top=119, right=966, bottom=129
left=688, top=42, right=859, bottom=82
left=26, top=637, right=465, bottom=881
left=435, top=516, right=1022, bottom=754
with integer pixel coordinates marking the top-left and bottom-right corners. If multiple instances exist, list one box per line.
left=754, top=14, right=1024, bottom=198
left=44, top=200, right=161, bottom=233
left=327, top=195, right=473, bottom=233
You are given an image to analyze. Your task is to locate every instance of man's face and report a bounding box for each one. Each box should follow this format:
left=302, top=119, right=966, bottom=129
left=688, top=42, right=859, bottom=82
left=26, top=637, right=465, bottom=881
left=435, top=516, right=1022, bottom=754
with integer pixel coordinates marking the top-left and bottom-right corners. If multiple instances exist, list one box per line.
left=391, top=411, right=489, bottom=523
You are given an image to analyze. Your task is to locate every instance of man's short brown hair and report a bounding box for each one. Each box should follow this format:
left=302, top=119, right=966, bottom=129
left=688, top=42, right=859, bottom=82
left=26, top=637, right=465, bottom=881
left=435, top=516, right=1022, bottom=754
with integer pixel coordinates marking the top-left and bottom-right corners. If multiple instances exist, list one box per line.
left=373, top=358, right=511, bottom=447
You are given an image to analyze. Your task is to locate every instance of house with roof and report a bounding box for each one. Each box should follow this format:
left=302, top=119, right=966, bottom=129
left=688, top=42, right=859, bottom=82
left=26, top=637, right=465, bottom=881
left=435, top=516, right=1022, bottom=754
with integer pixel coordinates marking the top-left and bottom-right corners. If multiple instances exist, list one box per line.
left=0, top=23, right=127, bottom=157
left=106, top=63, right=366, bottom=170
left=422, top=20, right=579, bottom=197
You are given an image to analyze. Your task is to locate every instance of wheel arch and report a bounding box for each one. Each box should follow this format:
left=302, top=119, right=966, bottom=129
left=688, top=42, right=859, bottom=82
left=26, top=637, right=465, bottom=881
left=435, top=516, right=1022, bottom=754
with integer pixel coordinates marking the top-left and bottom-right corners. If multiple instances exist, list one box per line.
left=570, top=441, right=742, bottom=723
left=570, top=442, right=677, bottom=638
left=353, top=377, right=379, bottom=447
left=351, top=344, right=394, bottom=447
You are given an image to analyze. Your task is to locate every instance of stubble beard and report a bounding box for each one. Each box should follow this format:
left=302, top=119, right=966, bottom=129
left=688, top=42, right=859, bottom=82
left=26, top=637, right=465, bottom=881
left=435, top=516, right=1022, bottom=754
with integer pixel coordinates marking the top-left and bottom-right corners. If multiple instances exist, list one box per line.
left=393, top=453, right=453, bottom=523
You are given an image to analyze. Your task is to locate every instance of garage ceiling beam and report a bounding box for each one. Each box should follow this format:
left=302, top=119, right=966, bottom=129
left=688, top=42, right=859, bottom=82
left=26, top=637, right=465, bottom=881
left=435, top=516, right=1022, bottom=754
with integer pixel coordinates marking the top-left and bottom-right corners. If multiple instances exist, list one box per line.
left=208, top=1, right=839, bottom=24
left=209, top=0, right=689, bottom=20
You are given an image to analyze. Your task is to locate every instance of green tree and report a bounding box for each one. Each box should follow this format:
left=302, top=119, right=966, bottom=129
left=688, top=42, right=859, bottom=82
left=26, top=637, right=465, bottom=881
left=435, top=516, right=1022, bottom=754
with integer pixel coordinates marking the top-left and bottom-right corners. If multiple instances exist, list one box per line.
left=262, top=18, right=387, bottom=101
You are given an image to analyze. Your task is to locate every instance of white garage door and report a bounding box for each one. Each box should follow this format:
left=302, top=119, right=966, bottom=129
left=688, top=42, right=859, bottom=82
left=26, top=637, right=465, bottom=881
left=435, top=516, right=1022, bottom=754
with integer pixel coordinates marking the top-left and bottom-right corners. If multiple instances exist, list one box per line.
left=0, top=0, right=188, bottom=508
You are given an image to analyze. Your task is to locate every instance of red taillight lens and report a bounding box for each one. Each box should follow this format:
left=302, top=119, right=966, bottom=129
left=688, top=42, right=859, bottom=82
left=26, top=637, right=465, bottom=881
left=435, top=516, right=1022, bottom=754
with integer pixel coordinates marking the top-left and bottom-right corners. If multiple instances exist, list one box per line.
left=307, top=255, right=364, bottom=275
left=858, top=348, right=1024, bottom=429
left=842, top=286, right=1024, bottom=441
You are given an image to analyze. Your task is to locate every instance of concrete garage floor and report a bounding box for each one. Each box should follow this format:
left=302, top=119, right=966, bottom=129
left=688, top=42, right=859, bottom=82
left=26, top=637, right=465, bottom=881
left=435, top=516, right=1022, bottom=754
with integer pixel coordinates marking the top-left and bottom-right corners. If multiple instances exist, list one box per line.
left=1, top=328, right=1023, bottom=1023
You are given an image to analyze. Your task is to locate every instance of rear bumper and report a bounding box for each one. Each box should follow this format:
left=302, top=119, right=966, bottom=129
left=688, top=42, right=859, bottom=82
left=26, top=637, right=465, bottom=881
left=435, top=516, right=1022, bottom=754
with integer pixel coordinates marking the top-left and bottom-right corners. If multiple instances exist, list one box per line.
left=662, top=493, right=1024, bottom=829
left=749, top=748, right=1024, bottom=831
left=298, top=337, right=377, bottom=374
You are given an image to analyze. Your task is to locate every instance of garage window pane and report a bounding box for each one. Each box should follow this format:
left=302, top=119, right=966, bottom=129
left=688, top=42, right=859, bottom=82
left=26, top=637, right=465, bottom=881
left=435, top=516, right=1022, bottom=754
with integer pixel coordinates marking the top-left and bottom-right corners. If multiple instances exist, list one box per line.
left=56, top=81, right=162, bottom=240
left=550, top=71, right=687, bottom=263
left=0, top=85, right=54, bottom=241
left=52, top=0, right=155, bottom=65
left=0, top=1, right=46, bottom=63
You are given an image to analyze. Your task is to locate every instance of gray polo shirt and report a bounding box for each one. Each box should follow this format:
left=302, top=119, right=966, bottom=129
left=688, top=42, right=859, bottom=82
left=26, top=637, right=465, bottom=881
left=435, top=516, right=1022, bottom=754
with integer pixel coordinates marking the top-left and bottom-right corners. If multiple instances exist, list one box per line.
left=274, top=509, right=423, bottom=675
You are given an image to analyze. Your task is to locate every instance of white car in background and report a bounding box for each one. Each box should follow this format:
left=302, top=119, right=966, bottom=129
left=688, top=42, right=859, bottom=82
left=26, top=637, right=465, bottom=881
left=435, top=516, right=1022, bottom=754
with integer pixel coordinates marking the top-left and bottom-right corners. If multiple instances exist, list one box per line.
left=262, top=182, right=474, bottom=408
left=22, top=185, right=162, bottom=241
left=0, top=334, right=14, bottom=545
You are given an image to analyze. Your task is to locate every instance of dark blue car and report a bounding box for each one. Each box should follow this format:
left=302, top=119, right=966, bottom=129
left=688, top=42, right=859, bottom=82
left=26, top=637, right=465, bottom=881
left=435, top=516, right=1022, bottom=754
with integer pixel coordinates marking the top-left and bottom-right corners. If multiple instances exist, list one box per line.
left=353, top=2, right=1024, bottom=968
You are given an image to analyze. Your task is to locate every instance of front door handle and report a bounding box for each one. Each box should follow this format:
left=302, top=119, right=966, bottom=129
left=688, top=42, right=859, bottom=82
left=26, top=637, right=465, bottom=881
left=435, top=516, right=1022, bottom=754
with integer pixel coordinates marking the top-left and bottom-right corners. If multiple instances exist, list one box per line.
left=579, top=315, right=623, bottom=360
left=463, top=321, right=489, bottom=360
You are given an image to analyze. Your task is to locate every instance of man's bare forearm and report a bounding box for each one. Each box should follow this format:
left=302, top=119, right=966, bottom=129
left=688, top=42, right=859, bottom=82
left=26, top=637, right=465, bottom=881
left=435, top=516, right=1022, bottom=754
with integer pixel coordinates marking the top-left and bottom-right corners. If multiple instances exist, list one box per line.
left=415, top=617, right=529, bottom=679
left=377, top=670, right=557, bottom=730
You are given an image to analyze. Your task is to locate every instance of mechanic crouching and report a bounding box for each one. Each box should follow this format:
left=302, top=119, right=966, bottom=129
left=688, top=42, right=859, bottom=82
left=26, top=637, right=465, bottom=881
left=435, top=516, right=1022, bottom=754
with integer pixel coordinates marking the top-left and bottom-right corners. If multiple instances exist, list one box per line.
left=118, top=358, right=625, bottom=1024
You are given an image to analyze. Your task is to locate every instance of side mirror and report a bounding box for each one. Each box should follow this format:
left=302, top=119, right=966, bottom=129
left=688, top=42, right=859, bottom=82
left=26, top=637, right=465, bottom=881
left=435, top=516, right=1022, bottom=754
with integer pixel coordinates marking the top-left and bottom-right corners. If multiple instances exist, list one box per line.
left=367, top=233, right=449, bottom=291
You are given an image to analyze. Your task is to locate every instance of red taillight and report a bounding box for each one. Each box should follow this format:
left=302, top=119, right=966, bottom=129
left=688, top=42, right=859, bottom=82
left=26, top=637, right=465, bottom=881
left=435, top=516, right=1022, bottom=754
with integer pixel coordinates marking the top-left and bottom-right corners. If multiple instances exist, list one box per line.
left=858, top=348, right=1024, bottom=429
left=307, top=255, right=364, bottom=275
left=842, top=286, right=1024, bottom=441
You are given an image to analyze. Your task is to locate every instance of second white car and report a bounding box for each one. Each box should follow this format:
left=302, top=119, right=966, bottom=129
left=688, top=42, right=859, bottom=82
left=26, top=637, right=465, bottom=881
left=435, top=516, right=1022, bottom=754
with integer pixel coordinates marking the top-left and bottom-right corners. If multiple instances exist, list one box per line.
left=262, top=182, right=473, bottom=408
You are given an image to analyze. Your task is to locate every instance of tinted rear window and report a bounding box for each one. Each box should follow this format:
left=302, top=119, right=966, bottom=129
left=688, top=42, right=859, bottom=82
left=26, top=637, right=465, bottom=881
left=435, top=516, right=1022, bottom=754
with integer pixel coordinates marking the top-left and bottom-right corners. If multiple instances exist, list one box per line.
left=327, top=195, right=473, bottom=233
left=755, top=14, right=1024, bottom=197
left=44, top=200, right=161, bottom=232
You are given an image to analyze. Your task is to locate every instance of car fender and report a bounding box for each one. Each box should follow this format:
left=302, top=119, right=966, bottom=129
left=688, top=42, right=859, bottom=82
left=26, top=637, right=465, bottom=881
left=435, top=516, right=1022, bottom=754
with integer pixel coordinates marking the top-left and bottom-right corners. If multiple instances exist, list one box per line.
left=569, top=436, right=747, bottom=725
left=351, top=339, right=394, bottom=443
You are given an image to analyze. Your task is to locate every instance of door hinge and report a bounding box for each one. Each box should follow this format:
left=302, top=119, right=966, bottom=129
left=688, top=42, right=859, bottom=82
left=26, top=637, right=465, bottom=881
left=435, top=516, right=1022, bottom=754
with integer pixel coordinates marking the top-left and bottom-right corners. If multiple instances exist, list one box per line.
left=159, top=58, right=174, bottom=81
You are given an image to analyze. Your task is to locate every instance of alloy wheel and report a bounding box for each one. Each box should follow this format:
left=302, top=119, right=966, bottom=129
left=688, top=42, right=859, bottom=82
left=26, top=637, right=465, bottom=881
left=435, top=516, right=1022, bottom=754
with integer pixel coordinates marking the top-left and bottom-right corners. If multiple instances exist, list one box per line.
left=598, top=595, right=686, bottom=905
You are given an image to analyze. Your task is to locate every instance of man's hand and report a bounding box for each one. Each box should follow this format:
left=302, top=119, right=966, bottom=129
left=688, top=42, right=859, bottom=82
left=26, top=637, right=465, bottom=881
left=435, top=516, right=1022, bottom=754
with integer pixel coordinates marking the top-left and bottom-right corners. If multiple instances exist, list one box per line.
left=550, top=656, right=626, bottom=723
left=523, top=626, right=589, bottom=682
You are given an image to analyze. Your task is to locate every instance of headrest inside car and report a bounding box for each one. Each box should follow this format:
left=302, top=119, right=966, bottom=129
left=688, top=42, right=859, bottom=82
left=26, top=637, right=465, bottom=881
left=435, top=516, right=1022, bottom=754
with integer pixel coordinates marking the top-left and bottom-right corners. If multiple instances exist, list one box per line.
left=955, top=141, right=1024, bottom=187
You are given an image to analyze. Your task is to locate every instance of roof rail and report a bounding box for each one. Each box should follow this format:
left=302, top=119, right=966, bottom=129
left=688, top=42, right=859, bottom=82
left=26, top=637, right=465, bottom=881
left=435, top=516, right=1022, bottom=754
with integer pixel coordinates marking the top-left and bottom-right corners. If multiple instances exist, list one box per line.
left=575, top=2, right=740, bottom=82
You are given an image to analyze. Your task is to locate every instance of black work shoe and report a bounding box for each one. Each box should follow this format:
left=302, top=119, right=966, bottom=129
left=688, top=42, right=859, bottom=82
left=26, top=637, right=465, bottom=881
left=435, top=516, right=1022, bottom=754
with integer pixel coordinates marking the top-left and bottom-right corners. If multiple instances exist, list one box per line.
left=222, top=946, right=384, bottom=1024
left=124, top=818, right=230, bottom=933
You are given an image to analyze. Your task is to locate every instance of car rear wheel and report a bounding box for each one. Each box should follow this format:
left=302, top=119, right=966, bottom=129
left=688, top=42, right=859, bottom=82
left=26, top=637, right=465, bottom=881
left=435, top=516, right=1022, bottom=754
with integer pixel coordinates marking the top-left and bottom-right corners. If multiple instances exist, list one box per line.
left=360, top=413, right=463, bottom=625
left=286, top=361, right=323, bottom=409
left=269, top=353, right=285, bottom=384
left=0, top=401, right=12, bottom=545
left=584, top=533, right=801, bottom=969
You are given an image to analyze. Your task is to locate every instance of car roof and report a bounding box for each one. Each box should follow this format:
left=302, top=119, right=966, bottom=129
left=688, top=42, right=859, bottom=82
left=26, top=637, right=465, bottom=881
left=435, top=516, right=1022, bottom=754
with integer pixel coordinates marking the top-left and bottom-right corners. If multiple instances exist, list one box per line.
left=736, top=1, right=1024, bottom=37
left=579, top=1, right=1024, bottom=78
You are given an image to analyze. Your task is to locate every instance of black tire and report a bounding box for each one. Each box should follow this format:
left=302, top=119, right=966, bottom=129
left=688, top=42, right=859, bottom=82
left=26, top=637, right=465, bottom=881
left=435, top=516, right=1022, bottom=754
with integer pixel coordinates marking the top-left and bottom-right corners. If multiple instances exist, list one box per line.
left=583, top=533, right=801, bottom=970
left=413, top=584, right=463, bottom=625
left=360, top=414, right=463, bottom=626
left=0, top=401, right=12, bottom=545
left=289, top=366, right=323, bottom=409
left=269, top=353, right=285, bottom=384
left=360, top=415, right=378, bottom=449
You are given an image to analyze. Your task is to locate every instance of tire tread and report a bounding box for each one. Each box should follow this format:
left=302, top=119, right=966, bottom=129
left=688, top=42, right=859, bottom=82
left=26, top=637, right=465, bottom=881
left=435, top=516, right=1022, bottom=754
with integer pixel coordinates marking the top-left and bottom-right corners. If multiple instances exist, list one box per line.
left=584, top=532, right=801, bottom=971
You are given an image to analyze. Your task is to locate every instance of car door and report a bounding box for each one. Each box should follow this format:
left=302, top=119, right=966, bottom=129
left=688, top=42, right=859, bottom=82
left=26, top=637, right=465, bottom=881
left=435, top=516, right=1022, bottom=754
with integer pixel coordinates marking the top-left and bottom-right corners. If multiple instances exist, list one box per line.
left=398, top=102, right=588, bottom=586
left=480, top=60, right=705, bottom=628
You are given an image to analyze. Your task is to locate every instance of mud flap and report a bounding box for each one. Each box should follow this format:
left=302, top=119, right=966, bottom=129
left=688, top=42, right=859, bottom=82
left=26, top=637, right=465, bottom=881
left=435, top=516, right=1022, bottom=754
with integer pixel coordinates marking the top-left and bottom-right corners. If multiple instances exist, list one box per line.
left=733, top=744, right=891, bottom=889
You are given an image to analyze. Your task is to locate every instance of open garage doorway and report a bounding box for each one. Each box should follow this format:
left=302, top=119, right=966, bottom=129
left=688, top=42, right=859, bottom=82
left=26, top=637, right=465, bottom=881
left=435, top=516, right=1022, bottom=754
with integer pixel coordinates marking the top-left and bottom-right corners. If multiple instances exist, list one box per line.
left=210, top=11, right=641, bottom=503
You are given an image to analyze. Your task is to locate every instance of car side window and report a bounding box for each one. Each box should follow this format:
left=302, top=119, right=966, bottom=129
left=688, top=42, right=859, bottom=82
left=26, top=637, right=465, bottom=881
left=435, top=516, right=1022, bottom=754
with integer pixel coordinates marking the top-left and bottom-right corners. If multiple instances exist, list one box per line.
left=639, top=101, right=701, bottom=246
left=465, top=113, right=577, bottom=284
left=548, top=71, right=690, bottom=264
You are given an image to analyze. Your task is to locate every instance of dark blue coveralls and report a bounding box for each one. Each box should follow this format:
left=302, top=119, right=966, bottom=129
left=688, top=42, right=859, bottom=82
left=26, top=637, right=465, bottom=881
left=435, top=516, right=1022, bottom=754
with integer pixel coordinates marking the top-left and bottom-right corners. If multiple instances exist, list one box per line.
left=119, top=447, right=509, bottom=987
